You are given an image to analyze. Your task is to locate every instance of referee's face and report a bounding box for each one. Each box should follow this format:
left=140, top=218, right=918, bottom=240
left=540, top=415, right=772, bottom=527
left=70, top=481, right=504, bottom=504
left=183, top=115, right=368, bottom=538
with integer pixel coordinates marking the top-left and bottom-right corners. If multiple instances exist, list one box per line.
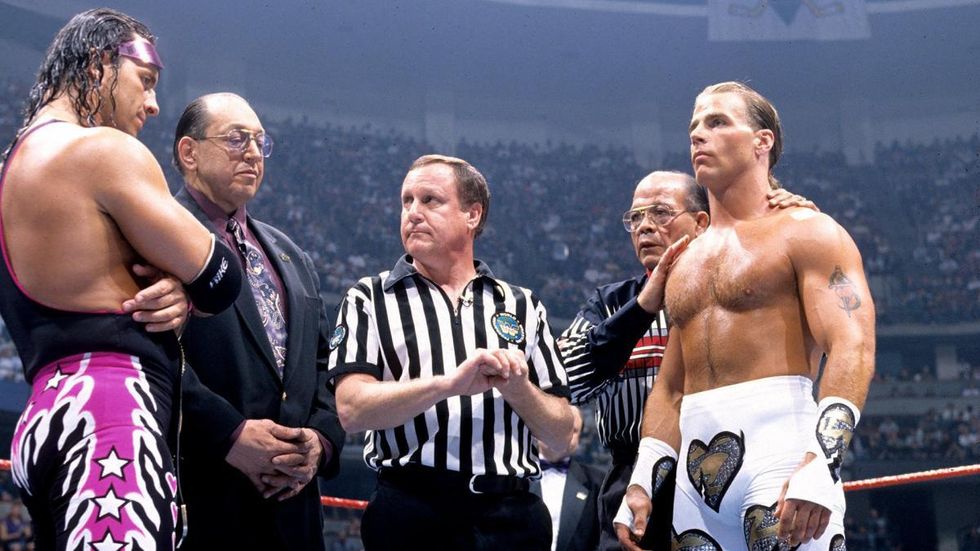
left=400, top=163, right=481, bottom=265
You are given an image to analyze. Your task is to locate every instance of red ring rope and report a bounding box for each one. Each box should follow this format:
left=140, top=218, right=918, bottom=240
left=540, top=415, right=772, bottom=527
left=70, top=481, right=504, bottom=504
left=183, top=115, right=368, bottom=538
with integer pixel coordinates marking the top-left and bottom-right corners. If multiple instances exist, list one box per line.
left=320, top=495, right=368, bottom=510
left=841, top=464, right=980, bottom=492
left=1, top=459, right=976, bottom=510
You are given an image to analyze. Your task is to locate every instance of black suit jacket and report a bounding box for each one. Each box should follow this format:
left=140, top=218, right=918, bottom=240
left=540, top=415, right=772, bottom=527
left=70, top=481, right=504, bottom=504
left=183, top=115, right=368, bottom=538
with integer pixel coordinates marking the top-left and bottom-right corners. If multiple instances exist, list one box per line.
left=177, top=188, right=345, bottom=550
left=556, top=460, right=605, bottom=551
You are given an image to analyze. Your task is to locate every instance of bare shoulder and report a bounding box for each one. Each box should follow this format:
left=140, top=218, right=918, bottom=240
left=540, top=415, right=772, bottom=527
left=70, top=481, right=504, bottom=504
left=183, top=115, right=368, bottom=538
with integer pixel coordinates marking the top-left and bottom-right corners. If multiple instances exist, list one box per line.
left=777, top=208, right=861, bottom=264
left=56, top=127, right=168, bottom=199
left=8, top=124, right=158, bottom=194
left=777, top=207, right=846, bottom=239
left=67, top=127, right=159, bottom=175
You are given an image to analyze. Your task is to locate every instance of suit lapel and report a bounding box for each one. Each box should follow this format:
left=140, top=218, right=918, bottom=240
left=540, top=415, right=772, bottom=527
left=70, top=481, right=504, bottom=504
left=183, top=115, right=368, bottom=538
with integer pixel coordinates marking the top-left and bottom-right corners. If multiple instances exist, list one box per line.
left=557, top=463, right=589, bottom=551
left=176, top=190, right=281, bottom=380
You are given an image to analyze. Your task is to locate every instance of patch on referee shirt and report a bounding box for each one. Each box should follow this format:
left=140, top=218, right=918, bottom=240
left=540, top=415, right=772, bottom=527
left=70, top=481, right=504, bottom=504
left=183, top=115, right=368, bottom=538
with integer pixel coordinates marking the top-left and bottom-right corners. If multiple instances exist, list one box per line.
left=328, top=325, right=347, bottom=351
left=491, top=312, right=525, bottom=344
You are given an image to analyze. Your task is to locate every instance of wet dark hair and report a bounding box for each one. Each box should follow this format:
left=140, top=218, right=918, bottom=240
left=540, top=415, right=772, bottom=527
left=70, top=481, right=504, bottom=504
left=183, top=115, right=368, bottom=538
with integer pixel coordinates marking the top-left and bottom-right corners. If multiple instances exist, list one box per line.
left=23, top=8, right=155, bottom=129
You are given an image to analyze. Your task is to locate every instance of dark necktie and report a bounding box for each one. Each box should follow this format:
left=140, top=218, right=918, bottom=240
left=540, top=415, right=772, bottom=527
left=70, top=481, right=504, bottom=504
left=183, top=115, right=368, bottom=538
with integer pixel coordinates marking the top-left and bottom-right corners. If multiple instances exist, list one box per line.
left=227, top=218, right=287, bottom=376
left=540, top=458, right=571, bottom=474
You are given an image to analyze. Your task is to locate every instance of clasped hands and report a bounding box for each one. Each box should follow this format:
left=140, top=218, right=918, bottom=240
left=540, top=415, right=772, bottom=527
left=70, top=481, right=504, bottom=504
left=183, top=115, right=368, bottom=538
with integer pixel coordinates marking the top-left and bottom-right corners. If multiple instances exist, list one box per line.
left=224, top=419, right=326, bottom=501
left=452, top=348, right=532, bottom=397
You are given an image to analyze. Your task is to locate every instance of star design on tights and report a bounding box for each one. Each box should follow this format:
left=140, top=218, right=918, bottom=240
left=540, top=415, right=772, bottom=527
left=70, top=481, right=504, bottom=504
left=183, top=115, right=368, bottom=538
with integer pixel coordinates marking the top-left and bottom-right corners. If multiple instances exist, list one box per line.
left=96, top=448, right=130, bottom=480
left=90, top=531, right=126, bottom=551
left=45, top=369, right=68, bottom=390
left=94, top=488, right=128, bottom=520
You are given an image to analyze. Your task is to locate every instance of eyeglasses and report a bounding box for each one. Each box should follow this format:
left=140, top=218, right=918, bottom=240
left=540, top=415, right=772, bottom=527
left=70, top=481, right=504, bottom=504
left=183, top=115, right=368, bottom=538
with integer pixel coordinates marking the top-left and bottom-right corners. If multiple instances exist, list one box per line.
left=198, top=129, right=274, bottom=158
left=621, top=204, right=690, bottom=233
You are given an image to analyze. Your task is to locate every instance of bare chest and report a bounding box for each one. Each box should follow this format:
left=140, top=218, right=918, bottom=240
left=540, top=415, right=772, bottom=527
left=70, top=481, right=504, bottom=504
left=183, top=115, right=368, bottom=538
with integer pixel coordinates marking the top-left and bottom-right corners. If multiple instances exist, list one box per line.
left=666, top=226, right=795, bottom=326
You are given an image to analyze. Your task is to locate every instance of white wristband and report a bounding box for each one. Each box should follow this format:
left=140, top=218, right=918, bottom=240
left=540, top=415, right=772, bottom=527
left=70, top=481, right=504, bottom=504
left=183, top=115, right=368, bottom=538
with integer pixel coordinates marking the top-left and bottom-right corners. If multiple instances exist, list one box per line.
left=612, top=497, right=635, bottom=529
left=784, top=453, right=840, bottom=512
left=627, top=437, right=678, bottom=498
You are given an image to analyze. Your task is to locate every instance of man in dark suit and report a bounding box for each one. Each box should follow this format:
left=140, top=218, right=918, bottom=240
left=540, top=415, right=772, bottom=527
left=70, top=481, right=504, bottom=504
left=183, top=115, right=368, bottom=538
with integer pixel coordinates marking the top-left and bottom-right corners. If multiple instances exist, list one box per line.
left=172, top=92, right=345, bottom=550
left=536, top=407, right=604, bottom=551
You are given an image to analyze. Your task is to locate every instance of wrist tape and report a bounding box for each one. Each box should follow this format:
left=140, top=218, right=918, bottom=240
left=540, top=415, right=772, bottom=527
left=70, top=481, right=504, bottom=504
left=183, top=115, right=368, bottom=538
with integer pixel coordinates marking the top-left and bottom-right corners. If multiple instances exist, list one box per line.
left=784, top=452, right=840, bottom=512
left=613, top=437, right=677, bottom=529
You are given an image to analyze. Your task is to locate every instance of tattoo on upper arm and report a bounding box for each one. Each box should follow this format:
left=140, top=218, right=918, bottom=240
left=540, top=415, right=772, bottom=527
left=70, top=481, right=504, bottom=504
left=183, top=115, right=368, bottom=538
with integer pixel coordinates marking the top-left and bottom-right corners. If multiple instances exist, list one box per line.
left=828, top=265, right=861, bottom=317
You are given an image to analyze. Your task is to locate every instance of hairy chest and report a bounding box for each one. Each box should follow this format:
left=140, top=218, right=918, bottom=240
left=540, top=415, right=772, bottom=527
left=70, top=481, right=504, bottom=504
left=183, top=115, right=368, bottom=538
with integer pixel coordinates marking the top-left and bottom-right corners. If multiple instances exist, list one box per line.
left=665, top=226, right=795, bottom=326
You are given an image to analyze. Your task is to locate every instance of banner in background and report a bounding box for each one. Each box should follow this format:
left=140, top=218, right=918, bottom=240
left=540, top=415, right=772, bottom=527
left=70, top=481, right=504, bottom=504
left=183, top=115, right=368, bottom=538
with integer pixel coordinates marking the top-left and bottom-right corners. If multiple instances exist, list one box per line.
left=708, top=0, right=871, bottom=41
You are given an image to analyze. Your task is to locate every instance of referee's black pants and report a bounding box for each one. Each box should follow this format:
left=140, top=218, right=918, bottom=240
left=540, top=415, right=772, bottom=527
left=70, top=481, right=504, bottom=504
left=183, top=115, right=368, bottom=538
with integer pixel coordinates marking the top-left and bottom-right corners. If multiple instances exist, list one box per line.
left=361, top=467, right=552, bottom=551
left=598, top=445, right=675, bottom=551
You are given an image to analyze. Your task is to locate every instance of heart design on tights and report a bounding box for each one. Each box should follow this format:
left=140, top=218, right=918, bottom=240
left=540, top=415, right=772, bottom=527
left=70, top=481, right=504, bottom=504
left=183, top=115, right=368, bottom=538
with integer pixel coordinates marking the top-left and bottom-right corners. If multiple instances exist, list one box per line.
left=687, top=430, right=745, bottom=513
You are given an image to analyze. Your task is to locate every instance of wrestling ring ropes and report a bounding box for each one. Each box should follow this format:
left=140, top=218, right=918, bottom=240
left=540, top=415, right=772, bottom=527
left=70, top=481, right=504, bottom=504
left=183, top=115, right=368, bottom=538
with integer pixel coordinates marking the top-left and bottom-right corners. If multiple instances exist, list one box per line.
left=1, top=459, right=977, bottom=511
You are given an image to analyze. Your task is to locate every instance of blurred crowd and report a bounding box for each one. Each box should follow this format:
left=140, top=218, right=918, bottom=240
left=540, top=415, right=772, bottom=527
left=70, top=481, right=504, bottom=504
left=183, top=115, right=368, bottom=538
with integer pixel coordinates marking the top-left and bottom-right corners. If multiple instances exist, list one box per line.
left=0, top=472, right=32, bottom=551
left=2, top=77, right=978, bottom=326
left=844, top=508, right=900, bottom=551
left=1, top=71, right=979, bottom=551
left=854, top=404, right=979, bottom=462
left=0, top=320, right=21, bottom=383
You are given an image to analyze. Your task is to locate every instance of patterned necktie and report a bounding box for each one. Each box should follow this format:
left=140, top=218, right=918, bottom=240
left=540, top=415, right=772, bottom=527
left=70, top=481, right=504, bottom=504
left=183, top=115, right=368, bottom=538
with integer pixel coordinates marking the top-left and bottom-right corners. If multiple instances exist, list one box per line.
left=227, top=218, right=287, bottom=376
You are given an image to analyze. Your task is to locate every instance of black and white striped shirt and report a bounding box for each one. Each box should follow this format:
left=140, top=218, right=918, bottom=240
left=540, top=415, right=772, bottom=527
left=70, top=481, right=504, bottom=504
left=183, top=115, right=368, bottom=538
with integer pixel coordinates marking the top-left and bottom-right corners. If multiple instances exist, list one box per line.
left=327, top=255, right=569, bottom=477
left=558, top=274, right=667, bottom=456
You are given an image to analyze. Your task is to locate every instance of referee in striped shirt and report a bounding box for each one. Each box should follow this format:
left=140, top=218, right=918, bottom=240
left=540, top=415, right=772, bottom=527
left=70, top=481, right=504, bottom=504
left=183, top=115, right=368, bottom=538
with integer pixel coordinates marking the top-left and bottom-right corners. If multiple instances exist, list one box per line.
left=558, top=171, right=708, bottom=551
left=327, top=154, right=576, bottom=551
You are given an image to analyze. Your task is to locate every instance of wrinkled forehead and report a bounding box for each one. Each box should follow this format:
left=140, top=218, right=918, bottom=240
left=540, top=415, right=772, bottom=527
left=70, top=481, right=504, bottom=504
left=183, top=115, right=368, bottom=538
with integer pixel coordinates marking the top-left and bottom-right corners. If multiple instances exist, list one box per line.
left=118, top=36, right=164, bottom=70
left=631, top=175, right=688, bottom=209
left=402, top=163, right=456, bottom=191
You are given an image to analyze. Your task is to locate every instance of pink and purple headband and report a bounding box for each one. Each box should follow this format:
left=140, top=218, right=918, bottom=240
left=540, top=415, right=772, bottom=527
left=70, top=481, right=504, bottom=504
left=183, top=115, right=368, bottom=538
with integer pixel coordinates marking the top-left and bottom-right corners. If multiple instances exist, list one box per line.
left=117, top=39, right=164, bottom=70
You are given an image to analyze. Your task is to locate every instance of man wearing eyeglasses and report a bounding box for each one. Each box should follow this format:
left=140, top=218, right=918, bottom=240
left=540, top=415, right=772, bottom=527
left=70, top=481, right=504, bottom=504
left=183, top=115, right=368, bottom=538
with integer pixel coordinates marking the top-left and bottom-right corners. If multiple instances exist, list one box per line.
left=558, top=171, right=812, bottom=550
left=171, top=92, right=345, bottom=550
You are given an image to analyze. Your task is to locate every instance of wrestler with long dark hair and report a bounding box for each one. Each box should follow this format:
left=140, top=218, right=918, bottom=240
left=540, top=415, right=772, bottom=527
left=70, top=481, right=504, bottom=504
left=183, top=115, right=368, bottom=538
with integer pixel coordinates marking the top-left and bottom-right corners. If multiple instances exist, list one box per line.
left=1, top=9, right=241, bottom=550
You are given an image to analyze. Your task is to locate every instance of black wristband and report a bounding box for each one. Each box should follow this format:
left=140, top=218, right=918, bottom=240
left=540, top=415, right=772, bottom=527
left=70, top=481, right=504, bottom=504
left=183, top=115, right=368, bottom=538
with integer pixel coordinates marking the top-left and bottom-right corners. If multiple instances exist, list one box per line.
left=185, top=236, right=242, bottom=314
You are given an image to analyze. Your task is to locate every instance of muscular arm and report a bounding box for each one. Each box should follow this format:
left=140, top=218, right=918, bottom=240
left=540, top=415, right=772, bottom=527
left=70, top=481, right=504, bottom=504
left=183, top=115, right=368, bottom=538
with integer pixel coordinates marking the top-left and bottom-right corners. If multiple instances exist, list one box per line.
left=793, top=212, right=876, bottom=408
left=616, top=331, right=685, bottom=550
left=638, top=332, right=684, bottom=448
left=85, top=130, right=216, bottom=283
left=775, top=212, right=876, bottom=545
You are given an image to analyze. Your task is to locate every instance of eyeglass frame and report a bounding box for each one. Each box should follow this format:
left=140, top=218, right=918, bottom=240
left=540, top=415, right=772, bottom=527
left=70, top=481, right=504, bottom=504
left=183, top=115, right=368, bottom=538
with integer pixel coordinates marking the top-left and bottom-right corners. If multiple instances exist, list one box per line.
left=196, top=128, right=274, bottom=158
left=621, top=203, right=693, bottom=233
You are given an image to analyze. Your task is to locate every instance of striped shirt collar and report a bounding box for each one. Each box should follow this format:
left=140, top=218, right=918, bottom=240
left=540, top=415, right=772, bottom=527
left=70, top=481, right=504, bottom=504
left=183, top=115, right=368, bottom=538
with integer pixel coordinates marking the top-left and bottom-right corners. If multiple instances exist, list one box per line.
left=382, top=254, right=503, bottom=298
